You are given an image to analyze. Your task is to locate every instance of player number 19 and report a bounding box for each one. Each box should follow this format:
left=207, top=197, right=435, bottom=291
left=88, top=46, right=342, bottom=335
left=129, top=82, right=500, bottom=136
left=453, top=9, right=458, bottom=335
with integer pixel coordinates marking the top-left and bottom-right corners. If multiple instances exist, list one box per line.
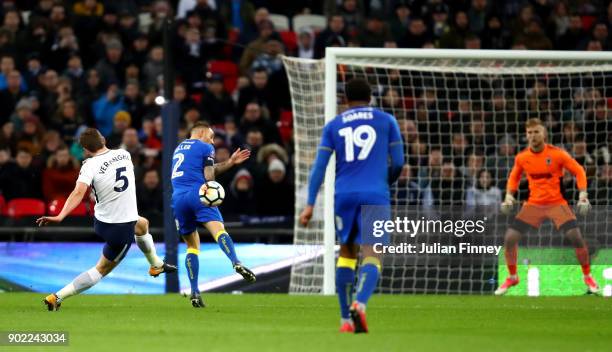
left=338, top=125, right=377, bottom=162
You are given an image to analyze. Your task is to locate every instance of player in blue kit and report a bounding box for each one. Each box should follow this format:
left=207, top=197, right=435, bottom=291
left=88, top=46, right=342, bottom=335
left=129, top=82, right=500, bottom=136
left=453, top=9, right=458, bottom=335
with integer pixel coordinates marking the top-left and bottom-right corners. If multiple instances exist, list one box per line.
left=172, top=121, right=256, bottom=308
left=300, top=79, right=405, bottom=333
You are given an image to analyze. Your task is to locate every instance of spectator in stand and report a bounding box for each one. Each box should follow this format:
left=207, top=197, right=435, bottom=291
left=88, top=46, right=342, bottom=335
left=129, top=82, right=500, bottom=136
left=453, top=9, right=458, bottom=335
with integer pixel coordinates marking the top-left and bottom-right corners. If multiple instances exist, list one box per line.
left=48, top=25, right=80, bottom=72
left=177, top=25, right=205, bottom=91
left=222, top=168, right=257, bottom=218
left=0, top=148, right=41, bottom=200
left=236, top=7, right=270, bottom=58
left=64, top=55, right=86, bottom=94
left=78, top=69, right=103, bottom=125
left=106, top=111, right=131, bottom=148
left=390, top=1, right=411, bottom=43
left=39, top=130, right=63, bottom=164
left=393, top=164, right=428, bottom=206
left=123, top=80, right=145, bottom=130
left=94, top=38, right=126, bottom=87
left=137, top=168, right=163, bottom=220
left=515, top=17, right=553, bottom=50
left=338, top=0, right=365, bottom=37
left=16, top=116, right=45, bottom=156
left=256, top=159, right=294, bottom=216
left=200, top=73, right=235, bottom=125
left=93, top=84, right=126, bottom=137
left=587, top=22, right=611, bottom=50
left=418, top=148, right=443, bottom=188
left=556, top=14, right=586, bottom=50
left=481, top=14, right=511, bottom=49
left=297, top=29, right=315, bottom=59
left=487, top=134, right=517, bottom=189
left=51, top=99, right=83, bottom=147
left=468, top=0, right=488, bottom=35
left=244, top=128, right=264, bottom=165
left=120, top=127, right=143, bottom=165
left=465, top=169, right=501, bottom=210
left=183, top=106, right=201, bottom=131
left=428, top=160, right=465, bottom=206
left=314, top=14, right=349, bottom=58
left=237, top=67, right=274, bottom=118
left=0, top=122, right=16, bottom=152
left=143, top=45, right=164, bottom=91
left=240, top=19, right=279, bottom=74
left=0, top=56, right=24, bottom=91
left=10, top=98, right=36, bottom=133
left=239, top=101, right=281, bottom=145
left=430, top=3, right=451, bottom=43
left=357, top=15, right=395, bottom=48
left=42, top=145, right=79, bottom=202
left=463, top=152, right=485, bottom=187
left=398, top=17, right=431, bottom=48
left=251, top=38, right=285, bottom=75
left=222, top=118, right=245, bottom=149
left=0, top=69, right=25, bottom=124
left=439, top=11, right=470, bottom=48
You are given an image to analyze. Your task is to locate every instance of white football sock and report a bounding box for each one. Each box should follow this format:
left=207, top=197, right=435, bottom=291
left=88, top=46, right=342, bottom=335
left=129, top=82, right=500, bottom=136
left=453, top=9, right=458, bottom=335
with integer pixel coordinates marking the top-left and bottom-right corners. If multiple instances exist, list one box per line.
left=56, top=267, right=103, bottom=301
left=135, top=233, right=163, bottom=268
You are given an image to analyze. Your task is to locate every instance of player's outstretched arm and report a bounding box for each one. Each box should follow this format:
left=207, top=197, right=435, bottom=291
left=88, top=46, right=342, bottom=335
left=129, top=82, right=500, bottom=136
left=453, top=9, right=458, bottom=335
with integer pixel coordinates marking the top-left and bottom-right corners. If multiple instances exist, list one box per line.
left=299, top=147, right=333, bottom=227
left=214, top=148, right=251, bottom=177
left=36, top=182, right=89, bottom=226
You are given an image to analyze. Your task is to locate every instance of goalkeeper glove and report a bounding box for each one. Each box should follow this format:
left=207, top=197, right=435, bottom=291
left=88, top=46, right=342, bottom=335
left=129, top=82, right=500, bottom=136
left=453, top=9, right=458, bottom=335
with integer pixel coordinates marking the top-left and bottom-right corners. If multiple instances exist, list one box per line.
left=500, top=193, right=517, bottom=215
left=576, top=191, right=591, bottom=216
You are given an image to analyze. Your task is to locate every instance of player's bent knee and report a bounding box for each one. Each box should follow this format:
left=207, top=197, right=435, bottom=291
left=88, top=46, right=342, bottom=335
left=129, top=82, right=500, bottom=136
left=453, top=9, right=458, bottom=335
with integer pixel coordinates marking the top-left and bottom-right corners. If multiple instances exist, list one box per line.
left=362, top=256, right=382, bottom=272
left=559, top=220, right=579, bottom=234
left=508, top=219, right=531, bottom=236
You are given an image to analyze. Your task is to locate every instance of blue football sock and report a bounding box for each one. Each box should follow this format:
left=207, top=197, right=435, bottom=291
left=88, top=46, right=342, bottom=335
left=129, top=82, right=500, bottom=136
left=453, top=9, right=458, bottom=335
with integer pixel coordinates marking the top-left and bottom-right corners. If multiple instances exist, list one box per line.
left=186, top=249, right=200, bottom=294
left=215, top=231, right=239, bottom=265
left=355, top=257, right=381, bottom=305
left=336, top=259, right=356, bottom=319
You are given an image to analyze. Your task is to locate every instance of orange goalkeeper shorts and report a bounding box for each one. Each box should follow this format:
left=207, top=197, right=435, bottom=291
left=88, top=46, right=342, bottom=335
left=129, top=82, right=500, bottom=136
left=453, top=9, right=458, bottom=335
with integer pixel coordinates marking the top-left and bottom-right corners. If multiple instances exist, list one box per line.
left=512, top=203, right=577, bottom=233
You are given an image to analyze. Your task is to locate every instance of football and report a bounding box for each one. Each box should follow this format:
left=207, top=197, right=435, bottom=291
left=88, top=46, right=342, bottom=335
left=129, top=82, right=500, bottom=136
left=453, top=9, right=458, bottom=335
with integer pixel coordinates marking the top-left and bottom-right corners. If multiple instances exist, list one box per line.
left=199, top=181, right=225, bottom=206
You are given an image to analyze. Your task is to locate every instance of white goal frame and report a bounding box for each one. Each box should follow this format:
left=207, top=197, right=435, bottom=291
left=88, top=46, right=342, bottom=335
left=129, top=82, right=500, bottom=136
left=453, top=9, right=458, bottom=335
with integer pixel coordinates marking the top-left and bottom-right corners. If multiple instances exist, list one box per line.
left=319, top=48, right=612, bottom=295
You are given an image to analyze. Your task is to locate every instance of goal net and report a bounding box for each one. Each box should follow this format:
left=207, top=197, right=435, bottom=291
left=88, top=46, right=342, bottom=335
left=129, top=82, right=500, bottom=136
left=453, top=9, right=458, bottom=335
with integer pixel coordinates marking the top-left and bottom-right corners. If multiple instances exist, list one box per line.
left=283, top=49, right=612, bottom=295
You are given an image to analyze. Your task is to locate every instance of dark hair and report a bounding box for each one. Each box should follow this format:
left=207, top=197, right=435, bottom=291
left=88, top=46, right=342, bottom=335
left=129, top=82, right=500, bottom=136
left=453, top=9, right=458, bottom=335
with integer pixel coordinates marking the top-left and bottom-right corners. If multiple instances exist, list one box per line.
left=189, top=121, right=211, bottom=136
left=345, top=78, right=371, bottom=102
left=79, top=128, right=105, bottom=152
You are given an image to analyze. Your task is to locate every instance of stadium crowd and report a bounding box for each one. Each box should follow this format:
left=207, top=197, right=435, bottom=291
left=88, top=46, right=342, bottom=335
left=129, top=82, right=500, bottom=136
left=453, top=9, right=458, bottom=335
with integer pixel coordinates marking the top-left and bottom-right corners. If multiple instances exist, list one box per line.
left=0, top=0, right=610, bottom=224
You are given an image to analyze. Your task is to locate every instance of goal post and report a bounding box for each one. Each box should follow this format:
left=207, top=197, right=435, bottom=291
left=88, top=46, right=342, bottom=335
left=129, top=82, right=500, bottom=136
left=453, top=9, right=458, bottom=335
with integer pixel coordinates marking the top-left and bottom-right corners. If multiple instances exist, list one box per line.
left=283, top=48, right=612, bottom=295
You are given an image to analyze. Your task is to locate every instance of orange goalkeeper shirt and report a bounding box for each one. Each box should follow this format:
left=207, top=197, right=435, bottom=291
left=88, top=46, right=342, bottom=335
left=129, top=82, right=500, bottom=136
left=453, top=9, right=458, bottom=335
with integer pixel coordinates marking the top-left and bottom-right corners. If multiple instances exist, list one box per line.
left=506, top=144, right=587, bottom=205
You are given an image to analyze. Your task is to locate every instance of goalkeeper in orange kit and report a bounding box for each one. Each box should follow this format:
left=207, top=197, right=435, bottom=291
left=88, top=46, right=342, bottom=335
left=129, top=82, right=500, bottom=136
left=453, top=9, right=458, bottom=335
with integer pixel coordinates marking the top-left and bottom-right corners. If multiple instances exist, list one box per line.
left=495, top=118, right=599, bottom=295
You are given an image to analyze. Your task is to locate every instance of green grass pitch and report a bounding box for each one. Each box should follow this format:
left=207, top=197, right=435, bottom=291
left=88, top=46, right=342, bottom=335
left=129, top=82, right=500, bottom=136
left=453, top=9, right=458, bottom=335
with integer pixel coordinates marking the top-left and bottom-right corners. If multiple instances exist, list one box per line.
left=1, top=293, right=610, bottom=352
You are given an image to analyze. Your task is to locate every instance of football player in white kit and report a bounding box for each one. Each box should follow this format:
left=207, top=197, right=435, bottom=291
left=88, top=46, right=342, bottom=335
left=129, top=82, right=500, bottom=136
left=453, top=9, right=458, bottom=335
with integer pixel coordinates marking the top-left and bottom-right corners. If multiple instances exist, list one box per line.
left=37, top=128, right=176, bottom=310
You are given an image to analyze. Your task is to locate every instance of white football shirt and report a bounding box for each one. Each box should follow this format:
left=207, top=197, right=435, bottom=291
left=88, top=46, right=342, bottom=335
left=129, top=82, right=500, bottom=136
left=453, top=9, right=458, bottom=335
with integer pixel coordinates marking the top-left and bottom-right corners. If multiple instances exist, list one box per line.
left=77, top=149, right=139, bottom=223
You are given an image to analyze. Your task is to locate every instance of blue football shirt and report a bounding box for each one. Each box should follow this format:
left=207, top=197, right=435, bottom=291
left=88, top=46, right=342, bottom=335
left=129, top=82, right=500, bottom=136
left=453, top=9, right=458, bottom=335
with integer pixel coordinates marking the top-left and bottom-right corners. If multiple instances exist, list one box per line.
left=171, top=139, right=215, bottom=194
left=319, top=106, right=402, bottom=197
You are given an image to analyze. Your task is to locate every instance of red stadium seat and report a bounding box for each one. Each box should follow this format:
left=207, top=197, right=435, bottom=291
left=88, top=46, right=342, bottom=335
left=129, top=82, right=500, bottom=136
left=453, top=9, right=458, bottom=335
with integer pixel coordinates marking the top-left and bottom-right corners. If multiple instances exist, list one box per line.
left=278, top=109, right=293, bottom=144
left=0, top=194, right=6, bottom=216
left=223, top=28, right=240, bottom=58
left=7, top=198, right=46, bottom=218
left=279, top=31, right=297, bottom=53
left=581, top=15, right=596, bottom=31
left=48, top=198, right=88, bottom=216
left=208, top=60, right=239, bottom=93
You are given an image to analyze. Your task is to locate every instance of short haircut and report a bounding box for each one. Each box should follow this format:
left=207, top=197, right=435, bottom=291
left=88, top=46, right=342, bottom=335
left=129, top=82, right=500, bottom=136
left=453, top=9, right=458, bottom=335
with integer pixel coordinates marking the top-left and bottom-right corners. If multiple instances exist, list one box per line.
left=345, top=78, right=371, bottom=103
left=79, top=128, right=105, bottom=152
left=525, top=118, right=544, bottom=129
left=189, top=121, right=211, bottom=136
